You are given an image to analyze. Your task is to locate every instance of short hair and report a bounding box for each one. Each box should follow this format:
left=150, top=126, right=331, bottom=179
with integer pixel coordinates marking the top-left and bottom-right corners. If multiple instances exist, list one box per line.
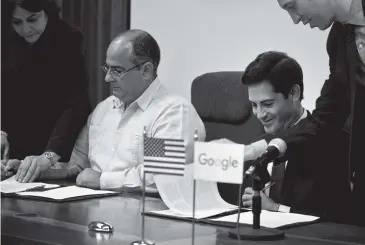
left=5, top=0, right=61, bottom=21
left=241, top=51, right=304, bottom=100
left=115, top=29, right=161, bottom=74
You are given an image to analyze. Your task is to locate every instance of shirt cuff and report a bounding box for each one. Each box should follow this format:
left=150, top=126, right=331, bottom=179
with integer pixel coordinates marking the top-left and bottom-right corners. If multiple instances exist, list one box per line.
left=100, top=172, right=142, bottom=190
left=278, top=204, right=291, bottom=213
left=100, top=165, right=155, bottom=190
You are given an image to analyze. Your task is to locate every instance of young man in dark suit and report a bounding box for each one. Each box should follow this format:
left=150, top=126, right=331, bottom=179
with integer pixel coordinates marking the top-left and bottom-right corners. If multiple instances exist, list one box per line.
left=241, top=0, right=365, bottom=225
left=240, top=51, right=350, bottom=221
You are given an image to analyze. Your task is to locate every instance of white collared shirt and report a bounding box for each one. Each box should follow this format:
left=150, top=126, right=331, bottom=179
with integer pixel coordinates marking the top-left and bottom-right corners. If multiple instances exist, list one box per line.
left=67, top=78, right=206, bottom=190
left=264, top=109, right=307, bottom=212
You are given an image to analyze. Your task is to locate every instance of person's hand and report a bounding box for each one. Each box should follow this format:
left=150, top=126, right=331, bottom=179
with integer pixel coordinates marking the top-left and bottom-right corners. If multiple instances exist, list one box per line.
left=2, top=159, right=22, bottom=179
left=76, top=168, right=101, bottom=189
left=1, top=161, right=7, bottom=180
left=210, top=138, right=236, bottom=144
left=1, top=134, right=10, bottom=162
left=15, top=155, right=53, bottom=183
left=1, top=159, right=21, bottom=180
left=242, top=187, right=280, bottom=212
left=209, top=139, right=268, bottom=161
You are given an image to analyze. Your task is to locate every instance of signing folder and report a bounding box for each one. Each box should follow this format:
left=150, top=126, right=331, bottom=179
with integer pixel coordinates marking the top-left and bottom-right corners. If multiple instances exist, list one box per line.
left=1, top=176, right=60, bottom=194
left=206, top=210, right=320, bottom=229
left=14, top=185, right=118, bottom=202
left=1, top=176, right=118, bottom=202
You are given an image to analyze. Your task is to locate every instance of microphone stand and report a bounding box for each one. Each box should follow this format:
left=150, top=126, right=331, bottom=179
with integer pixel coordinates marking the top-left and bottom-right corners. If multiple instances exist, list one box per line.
left=228, top=162, right=285, bottom=241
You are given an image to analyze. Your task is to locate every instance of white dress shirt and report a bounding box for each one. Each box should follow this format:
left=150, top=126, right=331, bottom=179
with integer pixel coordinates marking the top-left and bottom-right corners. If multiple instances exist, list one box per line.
left=264, top=109, right=307, bottom=212
left=67, top=78, right=206, bottom=190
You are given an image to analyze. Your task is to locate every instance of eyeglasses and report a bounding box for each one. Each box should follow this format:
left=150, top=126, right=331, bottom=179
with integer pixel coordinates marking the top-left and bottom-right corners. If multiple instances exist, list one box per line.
left=101, top=62, right=145, bottom=79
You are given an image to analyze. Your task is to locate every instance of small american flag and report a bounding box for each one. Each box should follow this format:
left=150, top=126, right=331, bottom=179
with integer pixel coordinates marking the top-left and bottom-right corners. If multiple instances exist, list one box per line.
left=144, top=136, right=186, bottom=176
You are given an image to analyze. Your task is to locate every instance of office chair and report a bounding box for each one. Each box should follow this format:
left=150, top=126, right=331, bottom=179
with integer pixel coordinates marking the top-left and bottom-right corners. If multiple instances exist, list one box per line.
left=191, top=71, right=265, bottom=204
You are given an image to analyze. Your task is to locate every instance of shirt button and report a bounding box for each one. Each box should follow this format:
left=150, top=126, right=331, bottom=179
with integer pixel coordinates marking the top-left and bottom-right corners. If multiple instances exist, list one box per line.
left=358, top=43, right=364, bottom=50
left=111, top=147, right=116, bottom=151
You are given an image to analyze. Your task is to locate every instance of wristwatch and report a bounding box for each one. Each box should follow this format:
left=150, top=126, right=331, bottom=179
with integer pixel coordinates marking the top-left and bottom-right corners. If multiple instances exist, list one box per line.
left=43, top=152, right=57, bottom=166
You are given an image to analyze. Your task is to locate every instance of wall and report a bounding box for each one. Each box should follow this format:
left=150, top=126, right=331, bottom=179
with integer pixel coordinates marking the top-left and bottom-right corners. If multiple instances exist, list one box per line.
left=131, top=0, right=330, bottom=111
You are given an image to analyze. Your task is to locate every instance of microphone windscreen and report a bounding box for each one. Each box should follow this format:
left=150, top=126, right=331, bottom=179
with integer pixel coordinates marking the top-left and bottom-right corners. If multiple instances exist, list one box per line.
left=268, top=138, right=287, bottom=156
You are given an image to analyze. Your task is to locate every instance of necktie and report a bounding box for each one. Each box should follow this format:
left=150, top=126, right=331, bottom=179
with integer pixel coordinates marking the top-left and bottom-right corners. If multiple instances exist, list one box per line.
left=269, top=160, right=286, bottom=203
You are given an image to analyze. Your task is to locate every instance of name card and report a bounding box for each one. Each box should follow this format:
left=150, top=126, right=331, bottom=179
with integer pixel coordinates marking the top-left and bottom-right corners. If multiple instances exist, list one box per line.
left=193, top=142, right=244, bottom=184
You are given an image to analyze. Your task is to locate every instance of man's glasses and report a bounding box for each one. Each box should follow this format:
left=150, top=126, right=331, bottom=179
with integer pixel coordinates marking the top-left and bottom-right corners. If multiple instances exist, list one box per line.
left=101, top=62, right=145, bottom=79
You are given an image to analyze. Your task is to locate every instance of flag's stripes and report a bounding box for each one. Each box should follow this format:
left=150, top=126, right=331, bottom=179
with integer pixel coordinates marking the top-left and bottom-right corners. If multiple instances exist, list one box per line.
left=164, top=140, right=184, bottom=146
left=165, top=152, right=186, bottom=158
left=144, top=161, right=185, bottom=166
left=143, top=163, right=185, bottom=170
left=144, top=168, right=185, bottom=176
left=163, top=149, right=186, bottom=154
left=144, top=156, right=185, bottom=163
left=165, top=146, right=185, bottom=152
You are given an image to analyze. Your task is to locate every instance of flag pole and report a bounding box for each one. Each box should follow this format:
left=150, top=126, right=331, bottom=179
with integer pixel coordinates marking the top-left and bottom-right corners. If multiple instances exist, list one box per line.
left=131, top=127, right=154, bottom=245
left=142, top=170, right=146, bottom=242
left=192, top=129, right=199, bottom=245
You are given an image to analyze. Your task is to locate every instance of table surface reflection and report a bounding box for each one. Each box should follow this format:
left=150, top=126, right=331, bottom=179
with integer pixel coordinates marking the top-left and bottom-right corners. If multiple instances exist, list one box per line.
left=2, top=185, right=365, bottom=245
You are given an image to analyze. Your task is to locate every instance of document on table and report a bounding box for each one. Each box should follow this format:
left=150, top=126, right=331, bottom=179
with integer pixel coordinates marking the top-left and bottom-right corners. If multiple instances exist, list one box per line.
left=148, top=164, right=238, bottom=219
left=16, top=185, right=118, bottom=200
left=1, top=176, right=60, bottom=194
left=209, top=210, right=319, bottom=228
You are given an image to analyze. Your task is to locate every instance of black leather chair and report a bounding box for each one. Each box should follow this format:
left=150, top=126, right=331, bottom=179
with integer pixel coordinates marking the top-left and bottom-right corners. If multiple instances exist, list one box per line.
left=191, top=71, right=265, bottom=204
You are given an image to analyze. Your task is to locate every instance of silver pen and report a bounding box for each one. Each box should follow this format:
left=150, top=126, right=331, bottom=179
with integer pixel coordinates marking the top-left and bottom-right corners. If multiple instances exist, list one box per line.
left=261, top=181, right=275, bottom=192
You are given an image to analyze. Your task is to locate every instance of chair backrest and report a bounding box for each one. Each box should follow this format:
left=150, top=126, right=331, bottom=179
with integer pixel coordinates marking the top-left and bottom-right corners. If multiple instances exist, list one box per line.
left=191, top=71, right=265, bottom=204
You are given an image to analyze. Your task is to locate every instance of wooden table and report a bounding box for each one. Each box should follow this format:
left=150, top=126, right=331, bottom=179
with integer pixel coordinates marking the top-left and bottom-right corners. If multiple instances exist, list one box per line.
left=2, top=190, right=365, bottom=245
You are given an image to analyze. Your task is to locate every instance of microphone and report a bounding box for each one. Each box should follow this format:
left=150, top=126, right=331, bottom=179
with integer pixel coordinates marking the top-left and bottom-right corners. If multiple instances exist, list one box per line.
left=228, top=138, right=287, bottom=241
left=244, top=138, right=287, bottom=177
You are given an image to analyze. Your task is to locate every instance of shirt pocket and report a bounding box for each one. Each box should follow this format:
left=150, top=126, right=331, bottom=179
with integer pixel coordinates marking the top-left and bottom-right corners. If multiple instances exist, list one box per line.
left=89, top=125, right=106, bottom=151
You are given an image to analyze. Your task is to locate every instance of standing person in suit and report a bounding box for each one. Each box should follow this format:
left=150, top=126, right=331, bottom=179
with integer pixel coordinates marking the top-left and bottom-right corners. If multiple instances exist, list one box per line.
left=239, top=51, right=350, bottom=221
left=238, top=0, right=365, bottom=225
left=1, top=0, right=91, bottom=181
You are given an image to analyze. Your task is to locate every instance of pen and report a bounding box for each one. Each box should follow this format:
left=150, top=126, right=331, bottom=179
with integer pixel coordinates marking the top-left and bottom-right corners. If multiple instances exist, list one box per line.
left=262, top=182, right=275, bottom=192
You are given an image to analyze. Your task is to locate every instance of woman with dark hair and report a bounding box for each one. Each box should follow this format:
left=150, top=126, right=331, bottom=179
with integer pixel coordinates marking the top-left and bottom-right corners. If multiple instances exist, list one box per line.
left=1, top=0, right=91, bottom=182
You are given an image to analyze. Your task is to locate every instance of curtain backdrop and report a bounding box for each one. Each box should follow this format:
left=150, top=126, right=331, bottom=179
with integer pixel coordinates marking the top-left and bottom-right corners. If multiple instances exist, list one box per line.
left=62, top=0, right=130, bottom=108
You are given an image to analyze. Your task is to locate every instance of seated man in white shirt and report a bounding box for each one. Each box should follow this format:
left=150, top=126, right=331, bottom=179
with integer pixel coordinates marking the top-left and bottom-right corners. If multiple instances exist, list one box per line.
left=37, top=29, right=206, bottom=190
left=231, top=51, right=349, bottom=217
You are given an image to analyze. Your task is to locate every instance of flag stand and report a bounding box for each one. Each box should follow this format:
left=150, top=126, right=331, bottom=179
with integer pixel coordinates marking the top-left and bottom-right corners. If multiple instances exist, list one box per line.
left=191, top=129, right=199, bottom=245
left=192, top=178, right=196, bottom=245
left=131, top=127, right=155, bottom=245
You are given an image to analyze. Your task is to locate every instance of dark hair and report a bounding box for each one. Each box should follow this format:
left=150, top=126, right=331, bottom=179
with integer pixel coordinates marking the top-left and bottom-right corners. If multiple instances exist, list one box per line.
left=241, top=51, right=304, bottom=100
left=2, top=0, right=61, bottom=69
left=117, top=29, right=161, bottom=74
left=6, top=0, right=61, bottom=21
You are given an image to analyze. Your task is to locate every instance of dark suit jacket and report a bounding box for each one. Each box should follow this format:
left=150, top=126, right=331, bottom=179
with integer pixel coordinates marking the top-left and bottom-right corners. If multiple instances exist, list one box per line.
left=263, top=22, right=355, bottom=164
left=244, top=112, right=350, bottom=220
left=261, top=18, right=365, bottom=224
left=1, top=18, right=91, bottom=161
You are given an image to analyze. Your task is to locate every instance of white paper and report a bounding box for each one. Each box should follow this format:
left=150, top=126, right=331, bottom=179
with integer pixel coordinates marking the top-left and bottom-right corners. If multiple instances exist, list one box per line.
left=210, top=210, right=319, bottom=228
left=16, top=185, right=117, bottom=200
left=153, top=164, right=237, bottom=219
left=1, top=176, right=60, bottom=194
